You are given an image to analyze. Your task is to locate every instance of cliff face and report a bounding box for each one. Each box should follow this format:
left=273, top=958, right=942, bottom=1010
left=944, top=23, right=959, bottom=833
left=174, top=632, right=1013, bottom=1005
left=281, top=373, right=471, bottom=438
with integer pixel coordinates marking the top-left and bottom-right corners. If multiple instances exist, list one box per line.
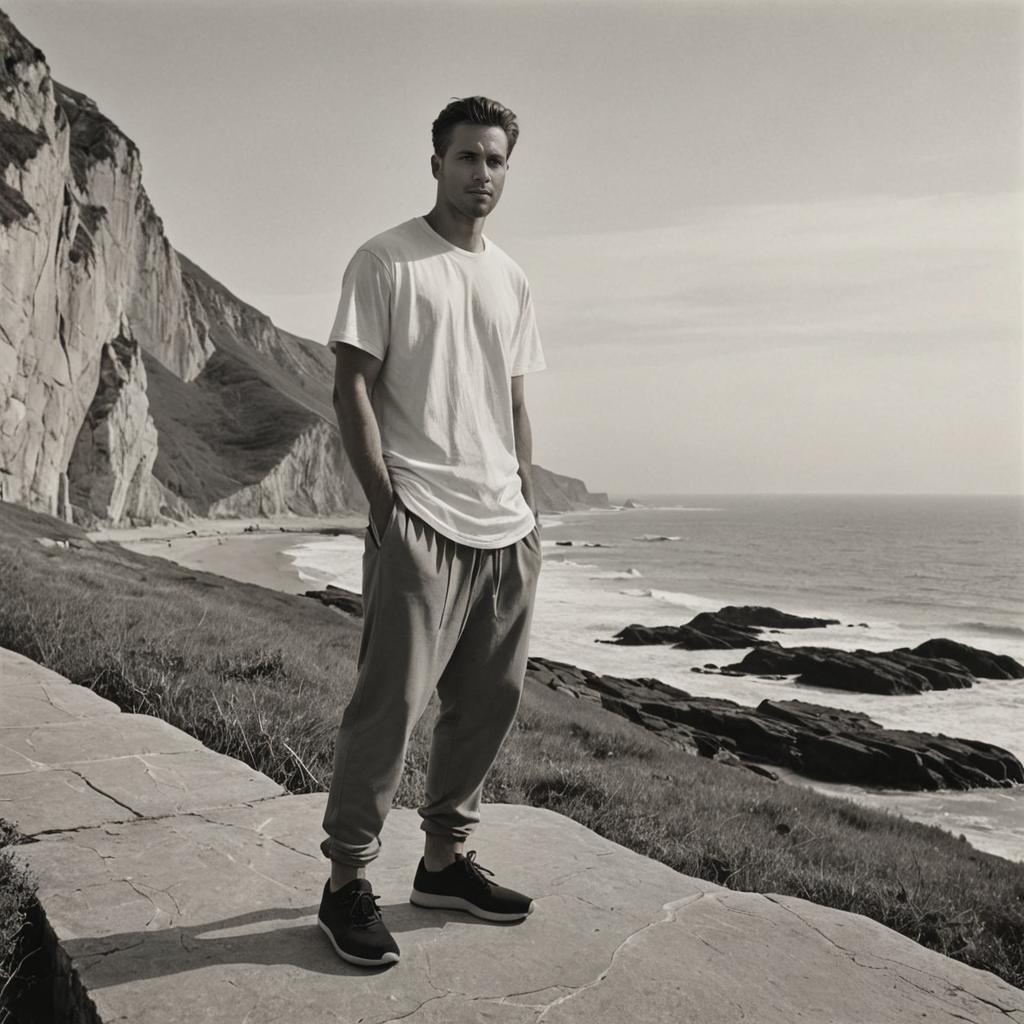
left=0, top=11, right=601, bottom=526
left=0, top=15, right=211, bottom=521
left=65, top=330, right=161, bottom=524
left=532, top=464, right=611, bottom=511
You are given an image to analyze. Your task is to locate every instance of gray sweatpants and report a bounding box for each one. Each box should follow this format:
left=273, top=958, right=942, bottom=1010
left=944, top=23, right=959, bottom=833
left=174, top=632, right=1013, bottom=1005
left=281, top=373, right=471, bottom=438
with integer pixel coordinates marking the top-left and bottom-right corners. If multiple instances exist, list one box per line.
left=320, top=496, right=543, bottom=866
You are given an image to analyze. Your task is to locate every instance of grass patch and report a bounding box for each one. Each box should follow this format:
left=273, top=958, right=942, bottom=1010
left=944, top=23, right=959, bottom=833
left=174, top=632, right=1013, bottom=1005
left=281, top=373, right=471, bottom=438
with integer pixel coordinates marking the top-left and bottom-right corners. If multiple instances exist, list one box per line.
left=143, top=346, right=324, bottom=513
left=0, top=821, right=37, bottom=1024
left=1, top=499, right=1022, bottom=989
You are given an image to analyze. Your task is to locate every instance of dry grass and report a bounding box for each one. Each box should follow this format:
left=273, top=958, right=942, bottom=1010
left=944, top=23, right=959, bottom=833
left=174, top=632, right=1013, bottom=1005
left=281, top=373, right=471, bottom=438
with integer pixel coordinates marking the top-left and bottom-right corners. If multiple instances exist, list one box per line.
left=0, top=821, right=36, bottom=1024
left=1, top=500, right=1022, bottom=991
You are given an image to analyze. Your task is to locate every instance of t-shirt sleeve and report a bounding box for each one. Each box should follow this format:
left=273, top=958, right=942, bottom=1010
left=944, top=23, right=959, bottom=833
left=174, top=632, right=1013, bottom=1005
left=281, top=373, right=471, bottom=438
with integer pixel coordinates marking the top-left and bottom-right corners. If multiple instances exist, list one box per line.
left=509, top=282, right=546, bottom=375
left=327, top=249, right=392, bottom=361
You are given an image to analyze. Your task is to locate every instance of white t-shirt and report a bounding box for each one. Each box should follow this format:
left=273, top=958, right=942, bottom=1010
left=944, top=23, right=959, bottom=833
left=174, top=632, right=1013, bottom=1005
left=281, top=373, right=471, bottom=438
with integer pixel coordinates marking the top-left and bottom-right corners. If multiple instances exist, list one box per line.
left=328, top=216, right=546, bottom=548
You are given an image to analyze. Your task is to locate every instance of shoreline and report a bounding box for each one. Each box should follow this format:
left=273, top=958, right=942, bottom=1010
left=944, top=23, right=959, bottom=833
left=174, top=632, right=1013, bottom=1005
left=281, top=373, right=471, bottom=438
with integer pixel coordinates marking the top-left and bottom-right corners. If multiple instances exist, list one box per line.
left=97, top=515, right=366, bottom=596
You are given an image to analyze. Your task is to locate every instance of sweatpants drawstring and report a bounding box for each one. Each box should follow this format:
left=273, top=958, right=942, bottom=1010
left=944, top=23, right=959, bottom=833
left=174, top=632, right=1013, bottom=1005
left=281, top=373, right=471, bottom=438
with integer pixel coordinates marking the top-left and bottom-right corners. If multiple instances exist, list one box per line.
left=491, top=547, right=503, bottom=615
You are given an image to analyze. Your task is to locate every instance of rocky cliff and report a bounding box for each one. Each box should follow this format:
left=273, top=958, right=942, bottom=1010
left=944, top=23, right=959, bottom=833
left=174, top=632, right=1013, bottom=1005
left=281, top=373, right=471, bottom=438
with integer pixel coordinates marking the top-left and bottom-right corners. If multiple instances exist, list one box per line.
left=0, top=11, right=600, bottom=526
left=531, top=464, right=610, bottom=511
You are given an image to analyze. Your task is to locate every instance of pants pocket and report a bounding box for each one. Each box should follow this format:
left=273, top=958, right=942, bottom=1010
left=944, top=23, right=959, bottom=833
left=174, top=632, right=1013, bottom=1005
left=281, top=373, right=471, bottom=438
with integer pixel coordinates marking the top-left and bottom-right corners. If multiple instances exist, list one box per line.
left=367, top=497, right=400, bottom=551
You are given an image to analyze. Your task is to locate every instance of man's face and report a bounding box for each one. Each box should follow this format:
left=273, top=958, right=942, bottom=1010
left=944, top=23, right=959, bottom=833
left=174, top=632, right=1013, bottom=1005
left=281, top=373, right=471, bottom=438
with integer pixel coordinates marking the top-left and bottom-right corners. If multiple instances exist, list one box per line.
left=432, top=123, right=509, bottom=220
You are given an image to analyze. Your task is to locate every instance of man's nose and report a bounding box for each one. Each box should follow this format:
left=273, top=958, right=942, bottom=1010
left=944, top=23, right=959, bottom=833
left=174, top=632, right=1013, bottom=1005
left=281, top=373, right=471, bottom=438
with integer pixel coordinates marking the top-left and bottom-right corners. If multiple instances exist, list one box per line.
left=472, top=160, right=491, bottom=181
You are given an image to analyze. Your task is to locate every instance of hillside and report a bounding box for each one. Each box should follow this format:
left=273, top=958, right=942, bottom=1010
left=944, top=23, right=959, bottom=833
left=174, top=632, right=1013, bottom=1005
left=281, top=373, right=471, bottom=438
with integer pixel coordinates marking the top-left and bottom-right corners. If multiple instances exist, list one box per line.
left=0, top=10, right=605, bottom=526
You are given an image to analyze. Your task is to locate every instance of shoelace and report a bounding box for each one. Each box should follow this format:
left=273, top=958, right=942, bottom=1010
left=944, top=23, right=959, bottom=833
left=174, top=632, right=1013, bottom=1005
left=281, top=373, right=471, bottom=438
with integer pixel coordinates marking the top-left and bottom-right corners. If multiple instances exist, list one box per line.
left=461, top=850, right=496, bottom=890
left=345, top=889, right=384, bottom=929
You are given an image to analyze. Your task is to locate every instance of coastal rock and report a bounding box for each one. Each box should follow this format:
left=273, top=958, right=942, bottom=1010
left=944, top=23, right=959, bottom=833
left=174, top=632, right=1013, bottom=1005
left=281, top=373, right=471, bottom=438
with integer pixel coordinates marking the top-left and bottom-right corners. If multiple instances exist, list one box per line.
left=604, top=606, right=840, bottom=650
left=907, top=638, right=1024, bottom=680
left=304, top=584, right=363, bottom=617
left=707, top=606, right=842, bottom=630
left=531, top=464, right=611, bottom=510
left=724, top=643, right=998, bottom=694
left=605, top=606, right=1020, bottom=696
left=610, top=620, right=762, bottom=649
left=525, top=655, right=1024, bottom=791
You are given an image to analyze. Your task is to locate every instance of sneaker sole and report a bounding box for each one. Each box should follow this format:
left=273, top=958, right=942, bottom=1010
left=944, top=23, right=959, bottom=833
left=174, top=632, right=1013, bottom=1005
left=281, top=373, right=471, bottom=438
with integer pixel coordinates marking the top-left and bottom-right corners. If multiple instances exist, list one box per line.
left=409, top=888, right=534, bottom=921
left=318, top=918, right=400, bottom=967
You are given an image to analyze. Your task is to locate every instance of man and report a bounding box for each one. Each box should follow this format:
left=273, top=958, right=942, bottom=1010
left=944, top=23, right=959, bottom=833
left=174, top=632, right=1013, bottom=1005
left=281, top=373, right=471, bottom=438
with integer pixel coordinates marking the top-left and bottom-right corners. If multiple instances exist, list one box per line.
left=317, top=96, right=546, bottom=968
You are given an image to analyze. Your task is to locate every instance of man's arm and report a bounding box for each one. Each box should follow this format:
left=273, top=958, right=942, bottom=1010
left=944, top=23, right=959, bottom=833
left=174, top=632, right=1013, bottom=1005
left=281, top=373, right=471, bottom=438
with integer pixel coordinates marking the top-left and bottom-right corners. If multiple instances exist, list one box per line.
left=511, top=374, right=538, bottom=524
left=333, top=344, right=394, bottom=540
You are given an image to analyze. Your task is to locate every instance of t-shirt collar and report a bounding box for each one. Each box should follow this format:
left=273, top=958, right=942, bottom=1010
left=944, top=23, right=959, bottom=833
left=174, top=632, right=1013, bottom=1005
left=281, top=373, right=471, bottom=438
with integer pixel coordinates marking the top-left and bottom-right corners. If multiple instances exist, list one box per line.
left=416, top=215, right=489, bottom=257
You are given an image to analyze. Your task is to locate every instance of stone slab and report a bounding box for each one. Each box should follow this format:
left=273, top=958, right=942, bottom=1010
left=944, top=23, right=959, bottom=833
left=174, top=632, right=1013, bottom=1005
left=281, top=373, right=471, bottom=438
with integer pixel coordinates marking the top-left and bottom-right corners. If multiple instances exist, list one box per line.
left=0, top=647, right=121, bottom=726
left=0, top=768, right=138, bottom=835
left=0, top=743, right=36, bottom=776
left=16, top=798, right=1024, bottom=1024
left=0, top=714, right=205, bottom=768
left=0, top=750, right=284, bottom=836
left=68, top=750, right=284, bottom=820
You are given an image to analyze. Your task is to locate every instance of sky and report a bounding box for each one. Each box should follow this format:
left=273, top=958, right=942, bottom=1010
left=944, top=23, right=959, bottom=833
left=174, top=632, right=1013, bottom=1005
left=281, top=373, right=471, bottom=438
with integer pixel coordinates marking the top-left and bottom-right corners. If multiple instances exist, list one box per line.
left=6, top=0, right=1022, bottom=496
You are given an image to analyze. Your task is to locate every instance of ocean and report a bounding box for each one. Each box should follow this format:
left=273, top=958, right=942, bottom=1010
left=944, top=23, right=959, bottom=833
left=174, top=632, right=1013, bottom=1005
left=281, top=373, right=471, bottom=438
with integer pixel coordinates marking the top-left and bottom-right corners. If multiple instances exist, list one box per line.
left=284, top=494, right=1024, bottom=862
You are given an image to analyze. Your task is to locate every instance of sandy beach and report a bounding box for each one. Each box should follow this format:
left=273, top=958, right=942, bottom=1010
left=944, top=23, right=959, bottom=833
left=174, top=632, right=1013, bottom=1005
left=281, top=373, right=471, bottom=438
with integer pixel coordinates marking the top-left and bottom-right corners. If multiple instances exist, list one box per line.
left=95, top=515, right=365, bottom=596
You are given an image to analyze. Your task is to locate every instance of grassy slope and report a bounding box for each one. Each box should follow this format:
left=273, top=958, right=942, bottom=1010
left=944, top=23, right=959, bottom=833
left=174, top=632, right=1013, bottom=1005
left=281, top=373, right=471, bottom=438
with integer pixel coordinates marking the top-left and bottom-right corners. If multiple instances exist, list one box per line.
left=0, top=821, right=34, bottom=1024
left=142, top=254, right=337, bottom=514
left=144, top=349, right=322, bottom=511
left=176, top=252, right=335, bottom=422
left=0, top=500, right=1022, bottom=990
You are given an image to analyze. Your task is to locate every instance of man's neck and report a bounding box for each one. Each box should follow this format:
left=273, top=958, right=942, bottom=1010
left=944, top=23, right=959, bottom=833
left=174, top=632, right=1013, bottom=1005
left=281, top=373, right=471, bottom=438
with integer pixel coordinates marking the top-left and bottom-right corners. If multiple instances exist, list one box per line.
left=424, top=206, right=486, bottom=253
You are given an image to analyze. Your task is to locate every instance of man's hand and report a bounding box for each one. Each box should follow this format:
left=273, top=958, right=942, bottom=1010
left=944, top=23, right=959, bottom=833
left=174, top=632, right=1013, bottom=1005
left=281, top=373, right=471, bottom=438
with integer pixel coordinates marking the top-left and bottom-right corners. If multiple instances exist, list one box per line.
left=369, top=487, right=396, bottom=544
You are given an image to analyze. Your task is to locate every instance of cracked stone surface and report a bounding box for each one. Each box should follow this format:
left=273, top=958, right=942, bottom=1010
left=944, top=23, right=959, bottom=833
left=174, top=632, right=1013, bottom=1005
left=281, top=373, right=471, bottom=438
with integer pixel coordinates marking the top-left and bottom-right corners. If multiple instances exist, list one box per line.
left=0, top=714, right=206, bottom=767
left=0, top=751, right=284, bottom=836
left=5, top=648, right=1024, bottom=1023
left=0, top=768, right=139, bottom=834
left=14, top=798, right=1024, bottom=1024
left=1, top=648, right=121, bottom=726
left=0, top=648, right=283, bottom=838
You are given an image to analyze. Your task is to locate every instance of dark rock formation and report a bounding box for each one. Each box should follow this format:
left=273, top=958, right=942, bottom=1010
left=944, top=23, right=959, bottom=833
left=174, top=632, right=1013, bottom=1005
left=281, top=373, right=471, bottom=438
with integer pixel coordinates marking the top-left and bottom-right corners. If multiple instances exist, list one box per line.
left=525, top=656, right=1024, bottom=791
left=602, top=607, right=1021, bottom=696
left=609, top=620, right=763, bottom=650
left=709, top=607, right=842, bottom=630
left=908, top=638, right=1024, bottom=681
left=604, top=606, right=840, bottom=650
left=724, top=639, right=1022, bottom=695
left=304, top=585, right=363, bottom=617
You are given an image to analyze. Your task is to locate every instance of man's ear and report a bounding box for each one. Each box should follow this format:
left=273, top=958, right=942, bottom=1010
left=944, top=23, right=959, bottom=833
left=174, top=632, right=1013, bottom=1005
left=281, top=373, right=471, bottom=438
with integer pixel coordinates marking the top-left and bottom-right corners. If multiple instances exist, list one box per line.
left=430, top=153, right=441, bottom=180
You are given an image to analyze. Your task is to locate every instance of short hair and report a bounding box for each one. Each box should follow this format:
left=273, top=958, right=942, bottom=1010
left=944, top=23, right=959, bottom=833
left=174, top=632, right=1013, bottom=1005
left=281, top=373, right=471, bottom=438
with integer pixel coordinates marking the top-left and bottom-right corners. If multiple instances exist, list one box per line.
left=431, top=96, right=519, bottom=159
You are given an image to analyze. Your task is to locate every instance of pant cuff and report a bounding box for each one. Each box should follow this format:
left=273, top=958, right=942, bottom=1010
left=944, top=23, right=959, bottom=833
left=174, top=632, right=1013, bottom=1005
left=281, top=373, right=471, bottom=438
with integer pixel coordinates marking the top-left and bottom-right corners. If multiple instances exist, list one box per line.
left=319, top=834, right=382, bottom=867
left=418, top=817, right=476, bottom=842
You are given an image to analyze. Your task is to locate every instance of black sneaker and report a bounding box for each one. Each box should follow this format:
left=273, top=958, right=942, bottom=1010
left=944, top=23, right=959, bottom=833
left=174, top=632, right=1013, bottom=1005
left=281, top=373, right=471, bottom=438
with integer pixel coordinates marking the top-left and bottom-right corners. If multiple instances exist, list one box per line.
left=410, top=851, right=534, bottom=921
left=317, top=878, right=400, bottom=967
